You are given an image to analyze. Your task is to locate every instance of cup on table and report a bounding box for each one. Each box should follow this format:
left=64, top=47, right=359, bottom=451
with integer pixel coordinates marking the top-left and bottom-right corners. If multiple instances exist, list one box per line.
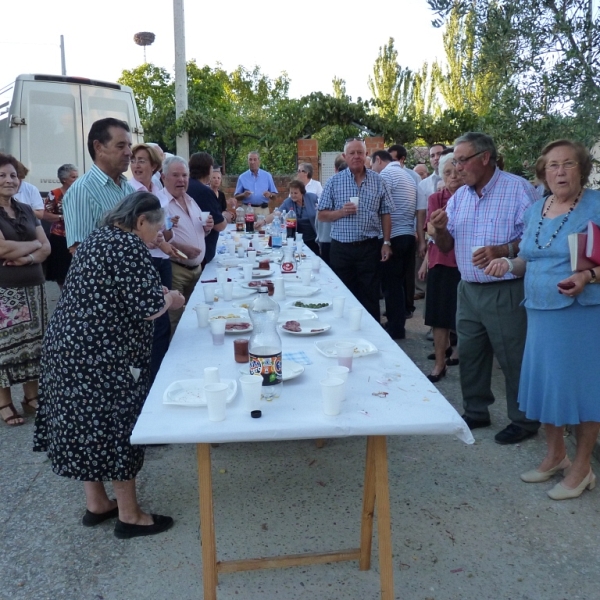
left=241, top=238, right=249, bottom=251
left=335, top=342, right=354, bottom=372
left=209, top=318, right=226, bottom=345
left=242, top=264, right=253, bottom=280
left=349, top=196, right=359, bottom=206
left=247, top=250, right=257, bottom=263
left=320, top=378, right=345, bottom=416
left=299, top=267, right=312, bottom=286
left=332, top=296, right=345, bottom=318
left=203, top=283, right=216, bottom=305
left=239, top=374, right=263, bottom=411
left=216, top=268, right=228, bottom=287
left=311, top=257, right=321, bottom=273
left=234, top=338, right=250, bottom=363
left=327, top=365, right=349, bottom=383
left=237, top=247, right=245, bottom=258
left=226, top=241, right=236, bottom=255
left=204, top=366, right=220, bottom=384
left=193, top=303, right=210, bottom=327
left=200, top=211, right=210, bottom=224
left=204, top=382, right=228, bottom=421
left=222, top=281, right=234, bottom=301
left=348, top=306, right=363, bottom=331
left=272, top=277, right=285, bottom=300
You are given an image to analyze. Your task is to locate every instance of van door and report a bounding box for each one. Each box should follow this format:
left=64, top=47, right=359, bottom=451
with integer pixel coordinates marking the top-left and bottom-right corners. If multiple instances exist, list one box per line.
left=19, top=80, right=85, bottom=194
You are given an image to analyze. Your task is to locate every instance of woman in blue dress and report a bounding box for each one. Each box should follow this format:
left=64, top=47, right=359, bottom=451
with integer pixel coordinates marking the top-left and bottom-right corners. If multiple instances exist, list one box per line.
left=486, top=140, right=600, bottom=500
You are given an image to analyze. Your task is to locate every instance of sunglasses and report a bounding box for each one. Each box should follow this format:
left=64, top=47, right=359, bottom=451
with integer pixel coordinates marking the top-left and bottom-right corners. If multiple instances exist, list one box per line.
left=345, top=137, right=365, bottom=143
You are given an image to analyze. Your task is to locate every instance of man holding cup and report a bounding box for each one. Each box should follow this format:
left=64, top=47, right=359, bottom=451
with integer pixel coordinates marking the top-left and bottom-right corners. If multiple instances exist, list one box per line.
left=318, top=139, right=394, bottom=322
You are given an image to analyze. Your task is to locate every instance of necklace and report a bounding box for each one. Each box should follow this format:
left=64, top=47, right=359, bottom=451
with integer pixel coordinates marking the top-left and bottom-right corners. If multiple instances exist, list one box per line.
left=534, top=189, right=582, bottom=249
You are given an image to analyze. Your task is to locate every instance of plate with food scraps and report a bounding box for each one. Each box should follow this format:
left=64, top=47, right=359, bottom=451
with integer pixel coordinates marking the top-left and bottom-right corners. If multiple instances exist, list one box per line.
left=215, top=286, right=258, bottom=299
left=277, top=309, right=318, bottom=323
left=282, top=272, right=316, bottom=282
left=279, top=319, right=331, bottom=336
left=217, top=256, right=247, bottom=268
left=314, top=338, right=378, bottom=358
left=163, top=378, right=237, bottom=406
left=241, top=279, right=273, bottom=289
left=238, top=360, right=304, bottom=381
left=208, top=308, right=249, bottom=321
left=225, top=319, right=253, bottom=333
left=286, top=300, right=331, bottom=311
left=283, top=285, right=321, bottom=297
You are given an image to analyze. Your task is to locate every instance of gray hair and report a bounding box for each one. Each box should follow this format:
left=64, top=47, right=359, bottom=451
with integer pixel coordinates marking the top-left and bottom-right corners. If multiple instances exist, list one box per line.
left=454, top=132, right=497, bottom=163
left=101, top=191, right=164, bottom=230
left=248, top=151, right=260, bottom=159
left=162, top=155, right=189, bottom=175
left=299, top=162, right=314, bottom=179
left=343, top=138, right=366, bottom=154
left=438, top=153, right=455, bottom=178
left=57, top=163, right=77, bottom=183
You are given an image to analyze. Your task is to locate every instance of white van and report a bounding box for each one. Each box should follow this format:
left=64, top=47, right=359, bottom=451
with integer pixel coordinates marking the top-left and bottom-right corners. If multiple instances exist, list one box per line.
left=0, top=74, right=143, bottom=195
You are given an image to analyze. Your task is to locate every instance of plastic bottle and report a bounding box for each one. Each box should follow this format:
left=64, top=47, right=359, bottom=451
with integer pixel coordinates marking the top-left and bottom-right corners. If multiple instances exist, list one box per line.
left=286, top=208, right=297, bottom=239
left=235, top=206, right=245, bottom=232
left=245, top=205, right=255, bottom=233
left=271, top=214, right=283, bottom=249
left=248, top=287, right=282, bottom=399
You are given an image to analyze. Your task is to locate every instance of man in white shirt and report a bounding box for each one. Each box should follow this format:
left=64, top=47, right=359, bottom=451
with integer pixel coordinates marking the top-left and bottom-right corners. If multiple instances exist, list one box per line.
left=296, top=163, right=322, bottom=198
left=13, top=163, right=44, bottom=219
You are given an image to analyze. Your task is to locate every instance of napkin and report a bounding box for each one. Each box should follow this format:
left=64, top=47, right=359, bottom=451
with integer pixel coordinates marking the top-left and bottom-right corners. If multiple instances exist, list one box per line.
left=283, top=351, right=312, bottom=365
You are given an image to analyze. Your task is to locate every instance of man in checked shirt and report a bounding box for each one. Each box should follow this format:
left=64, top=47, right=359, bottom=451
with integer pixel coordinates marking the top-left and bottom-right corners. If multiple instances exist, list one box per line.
left=318, top=138, right=394, bottom=322
left=430, top=132, right=540, bottom=445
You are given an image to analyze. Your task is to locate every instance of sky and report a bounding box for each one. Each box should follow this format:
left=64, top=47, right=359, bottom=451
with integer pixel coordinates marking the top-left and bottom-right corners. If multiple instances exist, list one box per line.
left=2, top=0, right=445, bottom=101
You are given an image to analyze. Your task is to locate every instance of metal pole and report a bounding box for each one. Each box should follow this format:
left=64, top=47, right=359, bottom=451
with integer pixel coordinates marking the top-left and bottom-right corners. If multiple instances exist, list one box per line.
left=173, top=0, right=189, bottom=160
left=60, top=35, right=66, bottom=76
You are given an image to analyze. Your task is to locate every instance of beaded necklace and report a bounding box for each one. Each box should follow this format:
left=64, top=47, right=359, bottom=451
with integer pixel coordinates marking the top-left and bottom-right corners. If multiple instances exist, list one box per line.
left=534, top=189, right=582, bottom=249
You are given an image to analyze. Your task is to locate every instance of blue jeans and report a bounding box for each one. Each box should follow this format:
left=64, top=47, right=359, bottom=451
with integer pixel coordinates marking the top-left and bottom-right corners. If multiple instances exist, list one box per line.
left=150, top=258, right=172, bottom=386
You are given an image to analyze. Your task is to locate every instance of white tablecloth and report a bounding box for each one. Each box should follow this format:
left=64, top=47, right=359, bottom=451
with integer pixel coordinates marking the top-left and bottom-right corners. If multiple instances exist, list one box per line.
left=131, top=240, right=474, bottom=446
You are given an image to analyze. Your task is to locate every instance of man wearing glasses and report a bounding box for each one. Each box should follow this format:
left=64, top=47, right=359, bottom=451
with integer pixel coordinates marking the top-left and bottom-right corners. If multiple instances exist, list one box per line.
left=318, top=139, right=394, bottom=322
left=429, top=132, right=540, bottom=445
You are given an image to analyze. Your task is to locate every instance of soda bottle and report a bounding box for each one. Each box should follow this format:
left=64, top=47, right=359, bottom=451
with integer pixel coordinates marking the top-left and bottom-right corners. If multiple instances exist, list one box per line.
left=248, top=287, right=282, bottom=399
left=245, top=205, right=255, bottom=233
left=286, top=209, right=297, bottom=239
left=236, top=206, right=245, bottom=232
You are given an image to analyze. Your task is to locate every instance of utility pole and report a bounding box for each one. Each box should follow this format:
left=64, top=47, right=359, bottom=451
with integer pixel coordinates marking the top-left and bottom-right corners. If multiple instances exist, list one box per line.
left=60, top=35, right=66, bottom=76
left=173, top=0, right=189, bottom=160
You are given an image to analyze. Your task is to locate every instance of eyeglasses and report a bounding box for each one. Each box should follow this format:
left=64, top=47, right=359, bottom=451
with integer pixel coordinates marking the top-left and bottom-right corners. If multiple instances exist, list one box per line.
left=297, top=169, right=307, bottom=173
left=545, top=160, right=579, bottom=172
left=130, top=158, right=149, bottom=165
left=452, top=151, right=484, bottom=167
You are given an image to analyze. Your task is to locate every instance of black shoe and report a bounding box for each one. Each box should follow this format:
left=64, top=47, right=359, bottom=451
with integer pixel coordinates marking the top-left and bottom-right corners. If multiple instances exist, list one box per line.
left=449, top=332, right=458, bottom=346
left=494, top=424, right=538, bottom=445
left=82, top=505, right=119, bottom=527
left=114, top=514, right=174, bottom=539
left=427, top=347, right=452, bottom=360
left=446, top=358, right=460, bottom=366
left=427, top=368, right=447, bottom=383
left=462, top=415, right=491, bottom=430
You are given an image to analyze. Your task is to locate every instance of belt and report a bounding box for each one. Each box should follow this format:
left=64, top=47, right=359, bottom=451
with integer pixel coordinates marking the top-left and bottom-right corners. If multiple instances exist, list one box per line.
left=465, top=278, right=521, bottom=285
left=245, top=202, right=269, bottom=209
left=333, top=237, right=378, bottom=246
left=172, top=261, right=200, bottom=271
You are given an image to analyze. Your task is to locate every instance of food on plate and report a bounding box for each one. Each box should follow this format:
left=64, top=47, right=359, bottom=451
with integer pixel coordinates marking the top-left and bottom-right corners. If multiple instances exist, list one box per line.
left=258, top=259, right=271, bottom=270
left=210, top=313, right=242, bottom=320
left=225, top=322, right=251, bottom=331
left=248, top=279, right=272, bottom=288
left=310, top=328, right=326, bottom=333
left=292, top=301, right=329, bottom=309
left=282, top=320, right=301, bottom=332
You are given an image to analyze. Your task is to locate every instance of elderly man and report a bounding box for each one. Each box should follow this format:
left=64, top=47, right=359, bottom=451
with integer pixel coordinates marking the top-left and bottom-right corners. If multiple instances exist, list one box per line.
left=158, top=156, right=213, bottom=333
left=296, top=163, right=323, bottom=198
left=430, top=132, right=540, bottom=445
left=234, top=152, right=278, bottom=217
left=318, top=139, right=394, bottom=321
left=413, top=164, right=429, bottom=180
left=63, top=118, right=135, bottom=252
left=371, top=150, right=418, bottom=339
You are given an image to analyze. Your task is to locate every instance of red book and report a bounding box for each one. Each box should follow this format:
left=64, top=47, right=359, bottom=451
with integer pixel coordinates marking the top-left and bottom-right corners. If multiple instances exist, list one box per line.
left=586, top=221, right=600, bottom=264
left=568, top=233, right=596, bottom=271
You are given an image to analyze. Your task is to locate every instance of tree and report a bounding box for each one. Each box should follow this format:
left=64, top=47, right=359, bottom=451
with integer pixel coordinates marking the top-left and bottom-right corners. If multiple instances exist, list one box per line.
left=368, top=38, right=404, bottom=119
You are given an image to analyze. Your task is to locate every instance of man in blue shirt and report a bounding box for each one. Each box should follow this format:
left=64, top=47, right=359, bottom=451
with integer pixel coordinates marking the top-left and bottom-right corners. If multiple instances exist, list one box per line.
left=234, top=152, right=279, bottom=216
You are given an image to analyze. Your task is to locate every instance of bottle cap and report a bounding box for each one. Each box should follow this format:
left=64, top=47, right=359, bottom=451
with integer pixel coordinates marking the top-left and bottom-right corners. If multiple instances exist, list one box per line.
left=251, top=410, right=262, bottom=418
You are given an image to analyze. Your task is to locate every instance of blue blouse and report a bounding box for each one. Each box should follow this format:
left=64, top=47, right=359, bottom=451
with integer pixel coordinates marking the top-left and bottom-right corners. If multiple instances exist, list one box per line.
left=520, top=189, right=600, bottom=310
left=279, top=192, right=319, bottom=234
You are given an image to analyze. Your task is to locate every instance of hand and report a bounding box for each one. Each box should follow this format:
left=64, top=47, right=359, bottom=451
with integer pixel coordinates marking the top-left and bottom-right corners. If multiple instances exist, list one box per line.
left=227, top=198, right=237, bottom=210
left=339, top=202, right=357, bottom=219
left=203, top=215, right=214, bottom=232
left=557, top=272, right=588, bottom=297
left=3, top=256, right=32, bottom=267
left=222, top=211, right=233, bottom=223
left=418, top=259, right=428, bottom=281
left=418, top=240, right=427, bottom=259
left=484, top=258, right=510, bottom=278
left=69, top=243, right=80, bottom=255
left=262, top=191, right=272, bottom=199
left=429, top=208, right=448, bottom=231
left=166, top=290, right=186, bottom=311
left=170, top=215, right=180, bottom=228
left=160, top=242, right=182, bottom=259
left=380, top=244, right=392, bottom=262
left=243, top=190, right=252, bottom=199
left=426, top=222, right=436, bottom=237
left=472, top=245, right=502, bottom=269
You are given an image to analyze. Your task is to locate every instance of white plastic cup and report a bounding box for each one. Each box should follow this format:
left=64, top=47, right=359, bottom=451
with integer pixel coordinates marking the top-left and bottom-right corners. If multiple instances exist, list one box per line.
left=194, top=303, right=210, bottom=327
left=272, top=277, right=285, bottom=300
left=222, top=282, right=234, bottom=301
left=241, top=238, right=249, bottom=250
left=299, top=267, right=312, bottom=286
left=327, top=365, right=349, bottom=383
left=209, top=318, right=226, bottom=345
left=349, top=196, right=359, bottom=206
left=348, top=306, right=363, bottom=331
left=237, top=247, right=245, bottom=258
left=311, top=257, right=321, bottom=273
left=247, top=250, right=257, bottom=263
left=204, top=367, right=220, bottom=384
left=203, top=283, right=216, bottom=305
left=320, top=378, right=345, bottom=416
left=336, top=342, right=354, bottom=372
left=242, top=264, right=253, bottom=280
left=200, top=211, right=210, bottom=224
left=239, top=375, right=263, bottom=411
left=216, top=268, right=228, bottom=287
left=333, top=296, right=345, bottom=318
left=226, top=241, right=236, bottom=255
left=204, top=382, right=228, bottom=421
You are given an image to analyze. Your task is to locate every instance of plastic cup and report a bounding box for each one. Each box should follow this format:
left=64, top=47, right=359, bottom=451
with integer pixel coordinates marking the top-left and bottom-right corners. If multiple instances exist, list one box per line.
left=237, top=247, right=245, bottom=258
left=336, top=342, right=354, bottom=372
left=241, top=238, right=249, bottom=250
left=299, top=267, right=312, bottom=286
left=200, top=211, right=210, bottom=224
left=222, top=281, right=233, bottom=301
left=348, top=307, right=363, bottom=331
left=234, top=338, right=249, bottom=363
left=204, top=382, right=228, bottom=421
left=311, top=257, right=321, bottom=273
left=204, top=367, right=220, bottom=384
left=349, top=196, right=359, bottom=206
left=333, top=296, right=345, bottom=318
left=247, top=250, right=257, bottom=263
left=320, top=378, right=345, bottom=416
left=194, top=303, right=210, bottom=327
left=272, top=277, right=285, bottom=300
left=327, top=365, right=349, bottom=382
left=216, top=268, right=228, bottom=287
left=226, top=241, right=236, bottom=255
left=239, top=374, right=263, bottom=411
left=209, top=318, right=226, bottom=345
left=203, top=283, right=216, bottom=305
left=242, top=264, right=253, bottom=280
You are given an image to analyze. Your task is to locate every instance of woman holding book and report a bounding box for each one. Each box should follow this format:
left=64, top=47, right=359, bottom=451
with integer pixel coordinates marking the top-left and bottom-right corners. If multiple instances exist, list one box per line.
left=486, top=140, right=600, bottom=500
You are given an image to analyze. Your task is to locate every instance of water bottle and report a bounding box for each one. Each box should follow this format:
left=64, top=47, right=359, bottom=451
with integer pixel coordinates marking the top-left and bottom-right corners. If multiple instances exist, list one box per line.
left=245, top=205, right=255, bottom=233
left=271, top=215, right=282, bottom=248
left=286, top=209, right=297, bottom=239
left=248, top=288, right=282, bottom=399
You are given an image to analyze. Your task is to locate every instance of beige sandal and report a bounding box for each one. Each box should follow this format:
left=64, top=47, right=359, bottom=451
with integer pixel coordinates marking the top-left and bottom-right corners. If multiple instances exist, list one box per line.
left=21, top=395, right=38, bottom=415
left=1, top=402, right=24, bottom=426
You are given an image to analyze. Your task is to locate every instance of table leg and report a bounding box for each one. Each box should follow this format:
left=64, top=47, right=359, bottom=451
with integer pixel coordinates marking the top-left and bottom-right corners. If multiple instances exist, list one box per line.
left=197, top=443, right=218, bottom=600
left=359, top=436, right=376, bottom=570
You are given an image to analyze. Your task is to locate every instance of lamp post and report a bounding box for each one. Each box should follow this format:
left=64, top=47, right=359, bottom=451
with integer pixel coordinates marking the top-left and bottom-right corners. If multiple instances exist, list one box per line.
left=173, top=0, right=189, bottom=160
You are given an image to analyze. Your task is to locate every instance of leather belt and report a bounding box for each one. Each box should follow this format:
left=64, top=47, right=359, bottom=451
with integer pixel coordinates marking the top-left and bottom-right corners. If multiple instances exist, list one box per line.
left=333, top=238, right=378, bottom=246
left=172, top=261, right=200, bottom=271
left=245, top=202, right=269, bottom=209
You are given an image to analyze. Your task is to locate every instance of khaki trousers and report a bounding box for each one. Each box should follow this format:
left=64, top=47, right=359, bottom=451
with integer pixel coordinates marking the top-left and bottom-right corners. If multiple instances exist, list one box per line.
left=170, top=261, right=202, bottom=335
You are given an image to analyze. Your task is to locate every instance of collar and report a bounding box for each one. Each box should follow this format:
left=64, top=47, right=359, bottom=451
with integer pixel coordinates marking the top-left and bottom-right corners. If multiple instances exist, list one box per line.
left=89, top=163, right=128, bottom=188
left=470, top=167, right=501, bottom=198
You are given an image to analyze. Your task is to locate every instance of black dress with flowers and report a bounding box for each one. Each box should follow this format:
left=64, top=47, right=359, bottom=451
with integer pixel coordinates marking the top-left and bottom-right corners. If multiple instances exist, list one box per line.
left=33, top=226, right=165, bottom=481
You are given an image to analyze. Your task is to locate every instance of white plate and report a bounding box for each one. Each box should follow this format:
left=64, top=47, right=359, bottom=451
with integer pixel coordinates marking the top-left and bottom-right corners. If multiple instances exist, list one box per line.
left=279, top=320, right=331, bottom=336
left=231, top=301, right=253, bottom=311
left=225, top=319, right=253, bottom=334
left=163, top=379, right=237, bottom=406
left=252, top=268, right=274, bottom=278
left=209, top=308, right=249, bottom=321
left=284, top=285, right=321, bottom=297
left=277, top=309, right=318, bottom=323
left=239, top=360, right=304, bottom=381
left=314, top=338, right=378, bottom=358
left=241, top=279, right=273, bottom=289
left=286, top=300, right=331, bottom=311
left=282, top=272, right=316, bottom=283
left=215, top=286, right=257, bottom=299
left=217, top=257, right=247, bottom=268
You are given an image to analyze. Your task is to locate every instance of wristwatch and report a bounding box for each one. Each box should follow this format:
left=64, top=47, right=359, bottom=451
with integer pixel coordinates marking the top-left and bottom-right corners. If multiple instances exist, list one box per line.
left=383, top=241, right=391, bottom=246
left=588, top=269, right=597, bottom=284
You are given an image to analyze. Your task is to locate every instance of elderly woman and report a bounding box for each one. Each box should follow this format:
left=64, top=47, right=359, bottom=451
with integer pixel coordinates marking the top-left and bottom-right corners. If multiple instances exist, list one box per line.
left=34, top=192, right=185, bottom=537
left=43, top=164, right=78, bottom=289
left=0, top=154, right=51, bottom=426
left=486, top=140, right=600, bottom=500
left=421, top=153, right=461, bottom=382
left=209, top=167, right=236, bottom=223
left=129, top=143, right=162, bottom=193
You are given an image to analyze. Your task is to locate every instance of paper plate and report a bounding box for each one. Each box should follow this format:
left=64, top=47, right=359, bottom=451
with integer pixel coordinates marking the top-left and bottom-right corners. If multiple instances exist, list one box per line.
left=208, top=308, right=249, bottom=321
left=284, top=285, right=321, bottom=297
left=314, top=338, right=378, bottom=358
left=225, top=319, right=253, bottom=334
left=277, top=309, right=318, bottom=323
left=163, top=379, right=237, bottom=406
left=279, top=320, right=331, bottom=336
left=286, top=300, right=332, bottom=311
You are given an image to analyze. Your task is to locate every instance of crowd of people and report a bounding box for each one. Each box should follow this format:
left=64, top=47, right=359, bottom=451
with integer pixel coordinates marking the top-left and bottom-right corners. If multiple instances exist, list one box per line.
left=1, top=117, right=599, bottom=544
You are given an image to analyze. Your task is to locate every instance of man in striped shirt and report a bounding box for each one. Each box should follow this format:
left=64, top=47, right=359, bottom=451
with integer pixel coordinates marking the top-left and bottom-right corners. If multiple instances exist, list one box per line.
left=430, top=132, right=540, bottom=445
left=63, top=118, right=135, bottom=252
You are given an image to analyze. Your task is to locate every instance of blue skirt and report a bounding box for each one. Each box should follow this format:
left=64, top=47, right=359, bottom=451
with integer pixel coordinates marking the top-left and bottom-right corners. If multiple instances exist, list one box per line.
left=519, top=302, right=600, bottom=425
